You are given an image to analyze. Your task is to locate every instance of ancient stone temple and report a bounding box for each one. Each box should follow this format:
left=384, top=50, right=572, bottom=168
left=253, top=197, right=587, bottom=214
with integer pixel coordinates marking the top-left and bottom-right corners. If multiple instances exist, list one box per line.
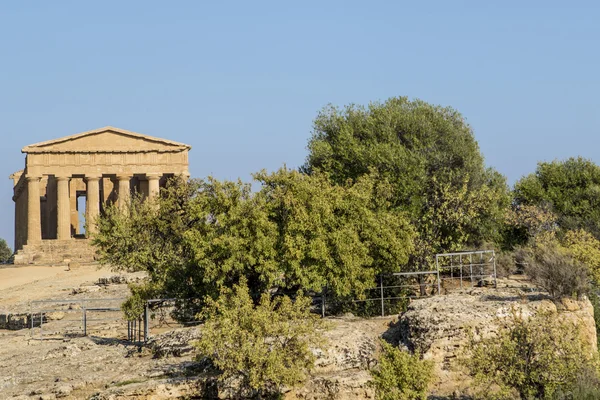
left=10, top=127, right=191, bottom=265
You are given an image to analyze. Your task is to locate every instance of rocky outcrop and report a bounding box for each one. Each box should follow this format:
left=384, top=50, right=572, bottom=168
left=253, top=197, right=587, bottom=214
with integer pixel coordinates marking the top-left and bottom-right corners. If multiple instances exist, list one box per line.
left=398, top=286, right=598, bottom=398
left=285, top=316, right=390, bottom=400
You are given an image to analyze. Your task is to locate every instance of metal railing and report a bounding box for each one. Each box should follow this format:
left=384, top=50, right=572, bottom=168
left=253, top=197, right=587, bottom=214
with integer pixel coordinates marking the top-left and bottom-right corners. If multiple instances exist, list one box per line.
left=436, top=250, right=497, bottom=289
left=26, top=250, right=498, bottom=340
left=29, top=297, right=125, bottom=340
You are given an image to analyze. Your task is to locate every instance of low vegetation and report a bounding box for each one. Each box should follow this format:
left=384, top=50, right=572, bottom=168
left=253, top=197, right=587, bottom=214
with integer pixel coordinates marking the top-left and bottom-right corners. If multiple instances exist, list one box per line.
left=525, top=244, right=589, bottom=299
left=195, top=280, right=325, bottom=398
left=370, top=341, right=433, bottom=400
left=466, top=311, right=597, bottom=400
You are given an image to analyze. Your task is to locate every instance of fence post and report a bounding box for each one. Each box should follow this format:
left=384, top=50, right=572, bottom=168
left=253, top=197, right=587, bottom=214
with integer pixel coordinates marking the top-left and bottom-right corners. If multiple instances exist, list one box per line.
left=321, top=286, right=326, bottom=318
left=144, top=302, right=149, bottom=342
left=435, top=255, right=441, bottom=295
left=83, top=307, right=87, bottom=336
left=380, top=275, right=384, bottom=317
left=459, top=254, right=463, bottom=289
left=492, top=250, right=498, bottom=289
left=469, top=253, right=474, bottom=287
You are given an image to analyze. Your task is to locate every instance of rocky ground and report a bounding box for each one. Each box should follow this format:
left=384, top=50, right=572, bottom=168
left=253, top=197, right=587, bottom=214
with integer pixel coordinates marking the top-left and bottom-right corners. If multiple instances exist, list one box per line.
left=0, top=266, right=597, bottom=399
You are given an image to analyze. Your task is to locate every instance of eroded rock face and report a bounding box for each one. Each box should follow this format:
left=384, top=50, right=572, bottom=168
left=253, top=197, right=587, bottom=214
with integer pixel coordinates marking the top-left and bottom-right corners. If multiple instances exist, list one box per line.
left=397, top=287, right=598, bottom=398
left=285, top=316, right=392, bottom=400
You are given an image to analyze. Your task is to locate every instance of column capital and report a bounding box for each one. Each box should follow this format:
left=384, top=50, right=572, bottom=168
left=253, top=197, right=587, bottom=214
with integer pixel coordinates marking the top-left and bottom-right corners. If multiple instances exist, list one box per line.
left=54, top=175, right=71, bottom=181
left=25, top=174, right=42, bottom=182
left=85, top=174, right=102, bottom=181
left=145, top=173, right=162, bottom=181
left=116, top=173, right=132, bottom=181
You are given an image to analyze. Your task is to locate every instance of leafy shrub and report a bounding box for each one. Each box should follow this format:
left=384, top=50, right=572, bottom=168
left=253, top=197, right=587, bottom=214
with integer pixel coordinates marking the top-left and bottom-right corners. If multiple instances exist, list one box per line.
left=195, top=280, right=326, bottom=398
left=465, top=310, right=597, bottom=400
left=525, top=244, right=589, bottom=298
left=562, top=229, right=600, bottom=284
left=370, top=341, right=434, bottom=400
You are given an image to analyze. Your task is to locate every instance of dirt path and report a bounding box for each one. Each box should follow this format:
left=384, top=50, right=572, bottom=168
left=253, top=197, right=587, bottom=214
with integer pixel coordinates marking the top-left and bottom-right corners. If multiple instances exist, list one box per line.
left=0, top=264, right=117, bottom=312
left=0, top=266, right=66, bottom=290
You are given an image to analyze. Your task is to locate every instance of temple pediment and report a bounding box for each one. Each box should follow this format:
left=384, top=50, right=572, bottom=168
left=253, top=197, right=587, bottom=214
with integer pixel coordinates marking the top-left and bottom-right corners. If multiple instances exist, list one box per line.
left=22, top=126, right=191, bottom=154
left=12, top=126, right=191, bottom=255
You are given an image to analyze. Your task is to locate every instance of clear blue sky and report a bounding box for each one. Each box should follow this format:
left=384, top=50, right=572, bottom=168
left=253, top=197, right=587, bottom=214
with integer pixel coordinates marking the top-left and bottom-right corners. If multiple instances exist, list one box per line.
left=1, top=1, right=599, bottom=248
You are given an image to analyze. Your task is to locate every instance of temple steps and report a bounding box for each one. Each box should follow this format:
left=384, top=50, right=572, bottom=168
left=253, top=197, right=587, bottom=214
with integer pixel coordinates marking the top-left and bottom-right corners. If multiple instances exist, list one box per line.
left=13, top=239, right=98, bottom=266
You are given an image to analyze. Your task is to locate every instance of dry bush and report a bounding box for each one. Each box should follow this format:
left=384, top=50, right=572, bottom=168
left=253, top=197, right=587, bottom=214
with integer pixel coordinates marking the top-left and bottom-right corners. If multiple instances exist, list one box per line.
left=525, top=245, right=589, bottom=298
left=495, top=251, right=516, bottom=278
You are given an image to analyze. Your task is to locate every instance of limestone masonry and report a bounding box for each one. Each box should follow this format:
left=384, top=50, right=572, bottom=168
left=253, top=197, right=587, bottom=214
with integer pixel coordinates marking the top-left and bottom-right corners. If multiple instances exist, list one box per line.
left=10, top=127, right=191, bottom=265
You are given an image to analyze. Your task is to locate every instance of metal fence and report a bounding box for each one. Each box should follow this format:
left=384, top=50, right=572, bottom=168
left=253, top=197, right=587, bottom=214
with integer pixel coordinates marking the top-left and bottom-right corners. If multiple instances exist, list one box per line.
left=318, top=250, right=498, bottom=317
left=27, top=250, right=498, bottom=340
left=319, top=270, right=441, bottom=318
left=436, top=250, right=497, bottom=290
left=29, top=297, right=126, bottom=340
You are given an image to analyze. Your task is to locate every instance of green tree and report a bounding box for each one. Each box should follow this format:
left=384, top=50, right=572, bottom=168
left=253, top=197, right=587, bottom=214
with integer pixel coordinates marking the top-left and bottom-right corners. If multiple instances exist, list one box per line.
left=195, top=280, right=325, bottom=398
left=303, top=97, right=510, bottom=269
left=465, top=310, right=597, bottom=400
left=370, top=341, right=433, bottom=400
left=254, top=168, right=415, bottom=298
left=513, top=157, right=600, bottom=240
left=93, top=170, right=415, bottom=316
left=0, top=238, right=11, bottom=263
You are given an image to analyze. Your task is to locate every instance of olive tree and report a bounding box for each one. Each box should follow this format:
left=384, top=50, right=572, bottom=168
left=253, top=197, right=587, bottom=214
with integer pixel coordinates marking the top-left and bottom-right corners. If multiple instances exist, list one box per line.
left=303, top=97, right=510, bottom=269
left=92, top=169, right=415, bottom=316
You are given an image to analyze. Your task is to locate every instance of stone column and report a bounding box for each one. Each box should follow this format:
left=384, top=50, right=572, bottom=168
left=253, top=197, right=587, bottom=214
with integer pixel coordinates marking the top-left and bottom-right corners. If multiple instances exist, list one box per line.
left=86, top=175, right=101, bottom=236
left=56, top=175, right=71, bottom=240
left=146, top=173, right=161, bottom=200
left=26, top=175, right=42, bottom=243
left=117, top=174, right=132, bottom=210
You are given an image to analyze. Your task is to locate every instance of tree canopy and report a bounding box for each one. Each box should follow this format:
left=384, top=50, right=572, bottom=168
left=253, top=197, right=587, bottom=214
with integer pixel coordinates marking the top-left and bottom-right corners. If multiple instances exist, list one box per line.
left=303, top=97, right=510, bottom=268
left=513, top=157, right=600, bottom=240
left=93, top=169, right=415, bottom=315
